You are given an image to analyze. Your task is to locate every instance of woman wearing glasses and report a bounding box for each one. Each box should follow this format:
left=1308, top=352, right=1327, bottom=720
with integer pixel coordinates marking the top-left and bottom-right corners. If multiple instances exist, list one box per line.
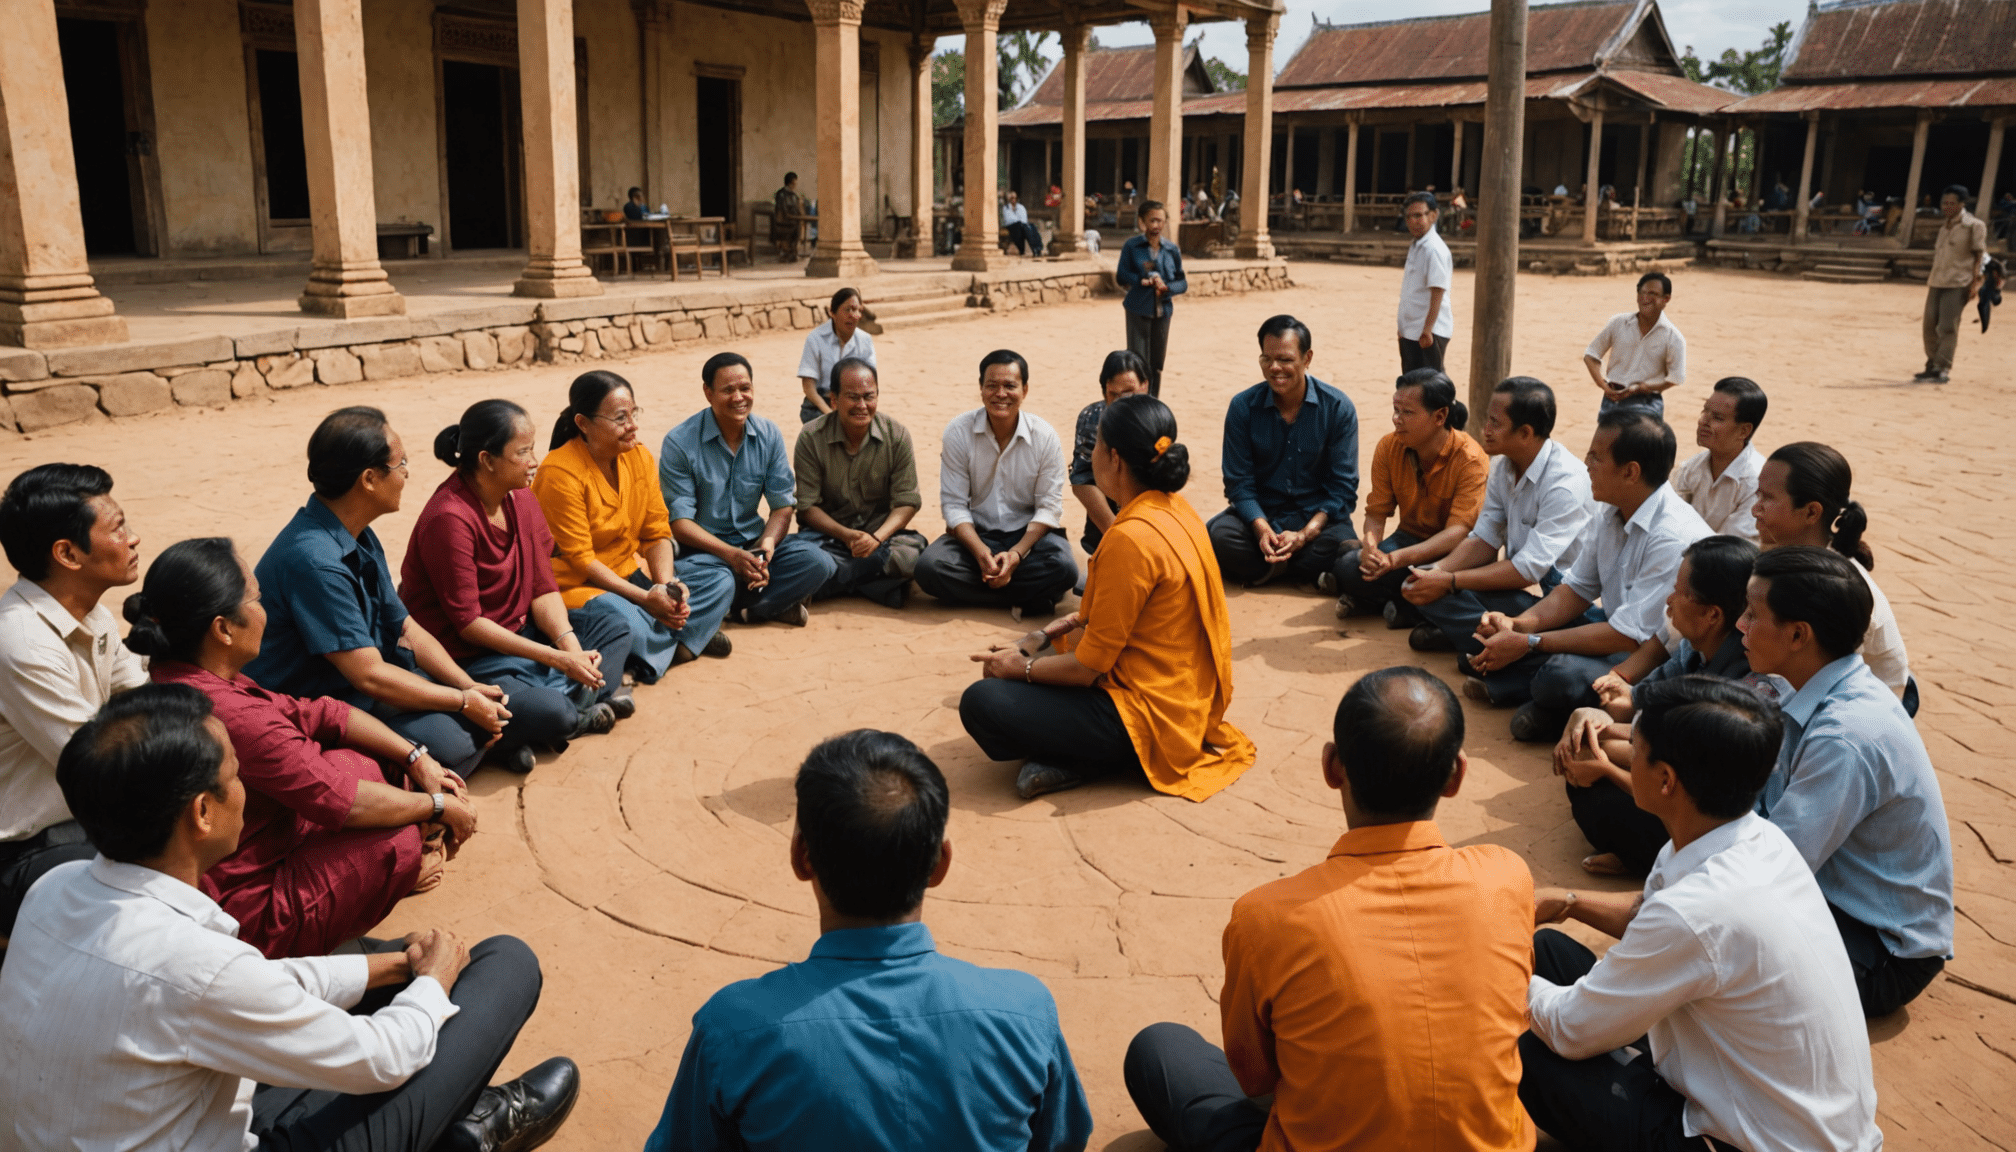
left=533, top=371, right=731, bottom=685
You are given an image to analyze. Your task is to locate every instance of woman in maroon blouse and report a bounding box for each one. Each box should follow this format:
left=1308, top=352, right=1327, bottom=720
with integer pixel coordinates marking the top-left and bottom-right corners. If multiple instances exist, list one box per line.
left=124, top=537, right=479, bottom=958
left=400, top=399, right=632, bottom=773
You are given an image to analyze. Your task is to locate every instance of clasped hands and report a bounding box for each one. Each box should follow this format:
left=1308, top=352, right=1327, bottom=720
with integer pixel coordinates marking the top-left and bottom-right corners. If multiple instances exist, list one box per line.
left=1467, top=611, right=1534, bottom=673
left=643, top=579, right=692, bottom=630
left=1255, top=522, right=1314, bottom=565
left=972, top=545, right=1025, bottom=589
left=728, top=540, right=777, bottom=590
left=970, top=613, right=1081, bottom=679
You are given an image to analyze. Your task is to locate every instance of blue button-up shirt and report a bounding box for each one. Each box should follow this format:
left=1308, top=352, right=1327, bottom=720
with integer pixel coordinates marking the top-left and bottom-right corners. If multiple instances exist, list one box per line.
left=660, top=408, right=796, bottom=550
left=645, top=922, right=1092, bottom=1152
left=1116, top=233, right=1187, bottom=319
left=1221, top=376, right=1359, bottom=531
left=243, top=496, right=410, bottom=705
left=1758, top=654, right=1954, bottom=960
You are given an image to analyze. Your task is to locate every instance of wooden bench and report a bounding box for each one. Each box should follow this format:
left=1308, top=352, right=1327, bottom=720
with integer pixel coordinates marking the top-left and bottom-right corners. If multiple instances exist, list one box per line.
left=375, top=222, right=433, bottom=260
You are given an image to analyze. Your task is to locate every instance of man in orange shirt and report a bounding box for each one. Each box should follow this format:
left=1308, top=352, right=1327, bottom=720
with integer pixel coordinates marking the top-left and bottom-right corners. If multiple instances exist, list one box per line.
left=1124, top=666, right=1536, bottom=1151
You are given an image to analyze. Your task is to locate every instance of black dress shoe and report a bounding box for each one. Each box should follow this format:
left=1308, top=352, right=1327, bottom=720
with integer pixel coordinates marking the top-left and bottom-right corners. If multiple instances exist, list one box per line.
left=488, top=746, right=536, bottom=774
left=703, top=630, right=733, bottom=657
left=608, top=691, right=636, bottom=721
left=437, top=1056, right=581, bottom=1152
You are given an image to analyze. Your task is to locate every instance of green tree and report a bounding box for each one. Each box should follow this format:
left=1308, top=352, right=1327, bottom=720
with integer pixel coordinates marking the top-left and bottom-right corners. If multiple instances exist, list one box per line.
left=1679, top=21, right=1794, bottom=95
left=933, top=49, right=965, bottom=127
left=1203, top=56, right=1246, bottom=91
left=998, top=30, right=1053, bottom=109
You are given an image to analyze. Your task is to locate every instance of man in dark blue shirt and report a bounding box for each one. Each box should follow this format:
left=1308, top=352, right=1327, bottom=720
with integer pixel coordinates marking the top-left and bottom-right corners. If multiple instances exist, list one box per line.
left=645, top=730, right=1093, bottom=1151
left=1210, top=315, right=1360, bottom=587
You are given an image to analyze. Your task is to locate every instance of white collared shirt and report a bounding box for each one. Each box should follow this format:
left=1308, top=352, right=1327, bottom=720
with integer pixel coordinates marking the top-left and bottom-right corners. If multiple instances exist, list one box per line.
left=1586, top=311, right=1686, bottom=389
left=1001, top=200, right=1030, bottom=227
left=1853, top=561, right=1912, bottom=695
left=0, top=857, right=457, bottom=1152
left=0, top=579, right=148, bottom=841
left=794, top=320, right=877, bottom=400
left=1669, top=444, right=1764, bottom=543
left=1564, top=483, right=1712, bottom=643
left=1397, top=229, right=1455, bottom=339
left=940, top=407, right=1066, bottom=535
left=1469, top=438, right=1594, bottom=584
left=1527, top=814, right=1880, bottom=1152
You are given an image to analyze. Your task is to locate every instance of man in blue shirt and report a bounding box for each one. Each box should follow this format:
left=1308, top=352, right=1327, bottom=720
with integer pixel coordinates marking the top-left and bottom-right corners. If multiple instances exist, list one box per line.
left=1001, top=189, right=1042, bottom=256
left=1115, top=200, right=1185, bottom=395
left=645, top=729, right=1093, bottom=1151
left=1739, top=545, right=1954, bottom=1018
left=1210, top=315, right=1359, bottom=588
left=660, top=353, right=836, bottom=650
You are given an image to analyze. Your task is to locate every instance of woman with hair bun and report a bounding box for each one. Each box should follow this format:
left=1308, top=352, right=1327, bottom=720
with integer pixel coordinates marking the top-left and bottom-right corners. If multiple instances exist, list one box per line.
left=960, top=394, right=1255, bottom=801
left=400, top=400, right=634, bottom=773
left=1327, top=368, right=1490, bottom=627
left=133, top=537, right=477, bottom=959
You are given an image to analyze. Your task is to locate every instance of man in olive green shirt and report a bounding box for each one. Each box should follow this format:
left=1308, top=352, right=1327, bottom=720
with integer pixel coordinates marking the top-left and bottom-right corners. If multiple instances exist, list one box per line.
left=794, top=357, right=926, bottom=608
left=1916, top=184, right=1989, bottom=383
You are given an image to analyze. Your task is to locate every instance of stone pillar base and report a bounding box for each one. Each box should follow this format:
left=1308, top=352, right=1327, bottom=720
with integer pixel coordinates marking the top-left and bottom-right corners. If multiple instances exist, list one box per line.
left=0, top=275, right=129, bottom=348
left=513, top=257, right=604, bottom=299
left=805, top=246, right=881, bottom=279
left=1234, top=237, right=1275, bottom=259
left=1049, top=233, right=1088, bottom=256
left=298, top=261, right=406, bottom=317
left=951, top=245, right=1013, bottom=272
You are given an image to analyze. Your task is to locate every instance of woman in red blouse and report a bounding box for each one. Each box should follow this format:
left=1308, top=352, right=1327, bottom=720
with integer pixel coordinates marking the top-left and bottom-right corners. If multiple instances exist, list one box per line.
left=126, top=537, right=479, bottom=958
left=399, top=400, right=633, bottom=773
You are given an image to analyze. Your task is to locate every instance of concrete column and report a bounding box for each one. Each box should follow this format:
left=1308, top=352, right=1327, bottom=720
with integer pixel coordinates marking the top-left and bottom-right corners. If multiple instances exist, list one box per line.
left=951, top=0, right=1009, bottom=271
left=1899, top=111, right=1931, bottom=245
left=804, top=0, right=879, bottom=277
left=1581, top=106, right=1604, bottom=243
left=906, top=39, right=933, bottom=258
left=1050, top=22, right=1091, bottom=255
left=1450, top=119, right=1465, bottom=193
left=514, top=0, right=601, bottom=297
left=1342, top=116, right=1360, bottom=233
left=0, top=0, right=126, bottom=348
left=1711, top=123, right=1731, bottom=238
left=1980, top=116, right=2007, bottom=244
left=1235, top=13, right=1277, bottom=258
left=1792, top=114, right=1819, bottom=244
left=294, top=0, right=404, bottom=317
left=1147, top=7, right=1187, bottom=208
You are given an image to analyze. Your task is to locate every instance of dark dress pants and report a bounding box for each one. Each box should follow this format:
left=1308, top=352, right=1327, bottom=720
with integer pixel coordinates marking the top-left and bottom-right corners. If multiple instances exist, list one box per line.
left=1005, top=221, right=1043, bottom=255
left=1206, top=509, right=1355, bottom=588
left=375, top=705, right=487, bottom=777
left=1330, top=531, right=1425, bottom=614
left=802, top=528, right=927, bottom=608
left=1830, top=903, right=1945, bottom=1018
left=1125, top=310, right=1171, bottom=396
left=1519, top=930, right=1743, bottom=1152
left=459, top=612, right=632, bottom=756
left=959, top=678, right=1143, bottom=780
left=1567, top=778, right=1669, bottom=876
left=251, top=935, right=542, bottom=1152
left=915, top=529, right=1077, bottom=612
left=1414, top=585, right=1547, bottom=661
left=1398, top=335, right=1449, bottom=373
left=1123, top=1022, right=1269, bottom=1152
left=0, top=821, right=94, bottom=940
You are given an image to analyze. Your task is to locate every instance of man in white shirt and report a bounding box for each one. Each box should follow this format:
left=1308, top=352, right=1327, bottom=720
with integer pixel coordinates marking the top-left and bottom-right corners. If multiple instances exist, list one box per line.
left=0, top=683, right=579, bottom=1152
left=916, top=349, right=1076, bottom=616
left=1403, top=377, right=1594, bottom=657
left=1523, top=675, right=1879, bottom=1152
left=1584, top=273, right=1686, bottom=419
left=1467, top=410, right=1711, bottom=742
left=0, top=463, right=148, bottom=940
left=1669, top=376, right=1766, bottom=543
left=1397, top=192, right=1454, bottom=373
left=1001, top=190, right=1042, bottom=256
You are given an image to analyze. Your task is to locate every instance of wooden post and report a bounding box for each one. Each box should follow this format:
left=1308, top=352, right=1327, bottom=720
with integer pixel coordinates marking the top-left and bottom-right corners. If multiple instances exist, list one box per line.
left=1792, top=113, right=1819, bottom=244
left=1404, top=123, right=1417, bottom=188
left=513, top=0, right=601, bottom=297
left=294, top=0, right=404, bottom=316
left=951, top=0, right=1009, bottom=271
left=906, top=39, right=933, bottom=257
left=1632, top=116, right=1650, bottom=213
left=1283, top=125, right=1297, bottom=197
left=1235, top=13, right=1277, bottom=258
left=1710, top=123, right=1731, bottom=237
left=1342, top=115, right=1360, bottom=233
left=1451, top=119, right=1465, bottom=193
left=1468, top=0, right=1526, bottom=420
left=1976, top=116, right=2005, bottom=242
left=1051, top=22, right=1091, bottom=254
left=1147, top=7, right=1187, bottom=208
left=1898, top=110, right=1931, bottom=246
left=1581, top=106, right=1604, bottom=243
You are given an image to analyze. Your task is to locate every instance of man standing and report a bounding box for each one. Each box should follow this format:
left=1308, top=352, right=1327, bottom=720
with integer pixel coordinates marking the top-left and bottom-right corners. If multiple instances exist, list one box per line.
left=772, top=172, right=805, bottom=262
left=1669, top=376, right=1767, bottom=542
left=1584, top=273, right=1686, bottom=418
left=1001, top=189, right=1043, bottom=256
left=1397, top=192, right=1454, bottom=372
left=1116, top=201, right=1185, bottom=396
left=660, top=352, right=835, bottom=638
left=1916, top=184, right=1988, bottom=383
left=916, top=350, right=1077, bottom=617
left=646, top=730, right=1093, bottom=1150
left=0, top=464, right=147, bottom=939
left=1125, top=668, right=1535, bottom=1152
left=794, top=358, right=927, bottom=609
left=1210, top=315, right=1359, bottom=588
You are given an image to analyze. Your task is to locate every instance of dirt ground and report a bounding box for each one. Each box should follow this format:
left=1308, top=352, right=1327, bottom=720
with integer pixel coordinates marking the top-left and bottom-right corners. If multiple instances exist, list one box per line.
left=5, top=260, right=2013, bottom=1150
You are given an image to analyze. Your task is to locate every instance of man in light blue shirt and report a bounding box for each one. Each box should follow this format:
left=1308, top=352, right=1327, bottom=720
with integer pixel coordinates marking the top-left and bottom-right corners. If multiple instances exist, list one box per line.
left=660, top=352, right=835, bottom=649
left=1739, top=545, right=1953, bottom=1018
left=645, top=730, right=1093, bottom=1151
left=1001, top=189, right=1042, bottom=255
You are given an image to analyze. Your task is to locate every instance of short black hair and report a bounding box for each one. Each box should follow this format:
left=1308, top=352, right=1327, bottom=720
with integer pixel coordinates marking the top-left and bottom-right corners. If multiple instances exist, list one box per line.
left=978, top=349, right=1028, bottom=385
left=1679, top=534, right=1758, bottom=630
left=1637, top=271, right=1673, bottom=296
left=57, top=683, right=226, bottom=863
left=1633, top=675, right=1782, bottom=819
left=795, top=730, right=949, bottom=919
left=1711, top=376, right=1768, bottom=433
left=628, top=186, right=643, bottom=198
left=1257, top=314, right=1311, bottom=354
left=0, top=463, right=113, bottom=581
left=1492, top=376, right=1557, bottom=439
left=1941, top=184, right=1970, bottom=202
left=1752, top=546, right=1872, bottom=661
left=1595, top=409, right=1677, bottom=487
left=784, top=171, right=798, bottom=183
left=1332, top=667, right=1464, bottom=820
left=306, top=407, right=395, bottom=499
left=1099, top=349, right=1151, bottom=388
left=1403, top=190, right=1439, bottom=213
left=829, top=355, right=878, bottom=396
left=702, top=351, right=753, bottom=390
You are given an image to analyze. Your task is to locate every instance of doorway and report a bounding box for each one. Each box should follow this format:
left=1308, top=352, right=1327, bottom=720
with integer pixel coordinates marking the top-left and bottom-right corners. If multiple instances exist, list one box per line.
left=696, top=75, right=739, bottom=220
left=442, top=59, right=523, bottom=250
left=58, top=16, right=158, bottom=256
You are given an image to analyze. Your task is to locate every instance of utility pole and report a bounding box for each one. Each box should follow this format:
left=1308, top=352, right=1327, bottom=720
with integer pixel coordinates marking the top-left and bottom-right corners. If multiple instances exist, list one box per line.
left=1468, top=0, right=1527, bottom=417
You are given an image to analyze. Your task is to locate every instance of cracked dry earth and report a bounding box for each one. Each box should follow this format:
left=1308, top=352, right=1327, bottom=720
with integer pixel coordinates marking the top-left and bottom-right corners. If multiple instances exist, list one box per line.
left=6, top=261, right=2014, bottom=1150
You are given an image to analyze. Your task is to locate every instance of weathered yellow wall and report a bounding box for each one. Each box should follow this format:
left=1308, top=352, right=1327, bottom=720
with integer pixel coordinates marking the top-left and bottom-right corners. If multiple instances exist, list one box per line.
left=579, top=0, right=644, bottom=212
left=363, top=0, right=440, bottom=229
left=145, top=0, right=259, bottom=255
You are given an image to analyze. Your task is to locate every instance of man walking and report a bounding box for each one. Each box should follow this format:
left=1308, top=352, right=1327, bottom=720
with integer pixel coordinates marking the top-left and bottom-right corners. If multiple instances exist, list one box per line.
left=1397, top=192, right=1454, bottom=372
left=1584, top=272, right=1685, bottom=418
left=1916, top=184, right=1988, bottom=383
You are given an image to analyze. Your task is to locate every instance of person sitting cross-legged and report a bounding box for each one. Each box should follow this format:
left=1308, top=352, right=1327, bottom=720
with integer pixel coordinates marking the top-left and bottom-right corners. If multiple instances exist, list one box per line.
left=793, top=356, right=928, bottom=608
left=1208, top=315, right=1359, bottom=589
left=1403, top=376, right=1593, bottom=657
left=1069, top=350, right=1153, bottom=557
left=1523, top=675, right=1880, bottom=1152
left=0, top=682, right=579, bottom=1152
left=1324, top=368, right=1489, bottom=629
left=1466, top=410, right=1711, bottom=742
left=1124, top=666, right=1535, bottom=1152
left=644, top=730, right=1094, bottom=1151
left=1740, top=546, right=1953, bottom=1018
left=916, top=349, right=1078, bottom=617
left=1669, top=376, right=1767, bottom=542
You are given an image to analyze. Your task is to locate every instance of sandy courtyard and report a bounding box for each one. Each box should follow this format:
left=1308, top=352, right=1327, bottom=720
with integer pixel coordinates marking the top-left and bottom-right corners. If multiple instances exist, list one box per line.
left=4, top=261, right=2013, bottom=1149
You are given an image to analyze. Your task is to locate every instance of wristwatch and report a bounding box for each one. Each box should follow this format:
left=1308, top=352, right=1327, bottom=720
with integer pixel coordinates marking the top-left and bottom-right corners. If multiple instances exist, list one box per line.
left=405, top=742, right=428, bottom=767
left=1526, top=633, right=1543, bottom=651
left=430, top=793, right=446, bottom=821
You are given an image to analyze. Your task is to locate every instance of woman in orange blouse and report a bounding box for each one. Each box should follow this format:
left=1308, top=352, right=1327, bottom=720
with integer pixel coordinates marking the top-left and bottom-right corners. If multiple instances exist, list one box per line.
left=962, top=394, right=1256, bottom=801
left=531, top=371, right=734, bottom=689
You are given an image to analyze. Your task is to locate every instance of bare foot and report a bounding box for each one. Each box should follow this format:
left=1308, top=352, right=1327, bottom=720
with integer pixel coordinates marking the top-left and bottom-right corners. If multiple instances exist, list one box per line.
left=1580, top=853, right=1628, bottom=877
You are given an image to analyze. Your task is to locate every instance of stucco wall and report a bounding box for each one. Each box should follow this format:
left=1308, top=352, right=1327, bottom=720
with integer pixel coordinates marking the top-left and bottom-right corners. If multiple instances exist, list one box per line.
left=579, top=0, right=644, bottom=212
left=363, top=0, right=439, bottom=229
left=146, top=0, right=259, bottom=255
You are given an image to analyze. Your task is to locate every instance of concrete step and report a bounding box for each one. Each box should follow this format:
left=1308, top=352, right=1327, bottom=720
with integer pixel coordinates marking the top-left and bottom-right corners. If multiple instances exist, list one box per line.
left=1811, top=261, right=1889, bottom=274
left=867, top=294, right=976, bottom=318
left=1802, top=269, right=1887, bottom=284
left=872, top=306, right=988, bottom=332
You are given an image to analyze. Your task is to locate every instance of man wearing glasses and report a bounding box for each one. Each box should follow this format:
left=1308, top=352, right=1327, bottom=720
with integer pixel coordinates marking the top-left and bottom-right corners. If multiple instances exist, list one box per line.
left=1398, top=191, right=1454, bottom=373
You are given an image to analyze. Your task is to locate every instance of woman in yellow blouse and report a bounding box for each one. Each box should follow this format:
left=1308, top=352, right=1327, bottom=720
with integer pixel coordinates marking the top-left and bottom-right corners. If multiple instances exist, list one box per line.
left=962, top=393, right=1256, bottom=801
left=531, top=372, right=734, bottom=698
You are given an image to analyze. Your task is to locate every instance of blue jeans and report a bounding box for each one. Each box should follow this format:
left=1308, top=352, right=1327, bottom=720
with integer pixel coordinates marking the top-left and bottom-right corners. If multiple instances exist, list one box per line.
left=678, top=534, right=835, bottom=625
left=800, top=527, right=927, bottom=607
left=1412, top=567, right=1565, bottom=657
left=1598, top=393, right=1663, bottom=421
left=570, top=568, right=735, bottom=681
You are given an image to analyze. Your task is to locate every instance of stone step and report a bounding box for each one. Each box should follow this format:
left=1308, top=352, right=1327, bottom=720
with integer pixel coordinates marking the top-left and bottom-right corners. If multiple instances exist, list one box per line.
left=866, top=294, right=977, bottom=318
left=1802, top=269, right=1887, bottom=284
left=871, top=306, right=988, bottom=333
left=1811, top=262, right=1889, bottom=275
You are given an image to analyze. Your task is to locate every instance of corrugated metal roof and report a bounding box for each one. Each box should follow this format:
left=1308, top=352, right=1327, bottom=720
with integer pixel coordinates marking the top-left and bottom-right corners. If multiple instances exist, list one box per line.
left=1019, top=44, right=1214, bottom=108
left=1275, top=0, right=1638, bottom=87
left=1781, top=0, right=2016, bottom=82
left=1605, top=69, right=1740, bottom=113
left=1730, top=76, right=2016, bottom=111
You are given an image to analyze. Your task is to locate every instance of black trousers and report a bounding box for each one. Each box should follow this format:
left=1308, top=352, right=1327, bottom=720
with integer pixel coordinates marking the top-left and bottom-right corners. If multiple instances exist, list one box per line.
left=802, top=528, right=927, bottom=608
left=915, top=529, right=1077, bottom=612
left=0, top=820, right=94, bottom=939
left=1331, top=530, right=1425, bottom=612
left=1126, top=310, right=1171, bottom=396
left=1206, top=509, right=1356, bottom=588
left=1399, top=335, right=1450, bottom=373
left=1830, top=903, right=1945, bottom=1018
left=1005, top=221, right=1043, bottom=255
left=252, top=935, right=542, bottom=1152
left=458, top=611, right=632, bottom=757
left=1413, top=585, right=1545, bottom=660
left=959, top=678, right=1143, bottom=779
left=1567, top=778, right=1669, bottom=877
left=1123, top=1022, right=1269, bottom=1152
left=1520, top=929, right=1744, bottom=1152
